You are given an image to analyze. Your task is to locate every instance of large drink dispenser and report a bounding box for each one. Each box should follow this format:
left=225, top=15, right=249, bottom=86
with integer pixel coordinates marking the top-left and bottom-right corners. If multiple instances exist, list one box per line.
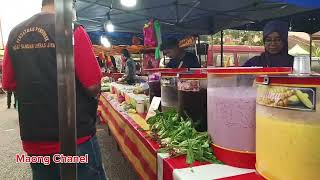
left=207, top=67, right=291, bottom=168
left=255, top=75, right=320, bottom=180
left=160, top=69, right=187, bottom=112
left=178, top=71, right=207, bottom=131
left=144, top=68, right=171, bottom=103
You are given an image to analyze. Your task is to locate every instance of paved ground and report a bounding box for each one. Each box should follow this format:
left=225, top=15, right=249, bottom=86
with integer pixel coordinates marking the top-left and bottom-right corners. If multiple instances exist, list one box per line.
left=0, top=93, right=138, bottom=180
left=0, top=94, right=31, bottom=179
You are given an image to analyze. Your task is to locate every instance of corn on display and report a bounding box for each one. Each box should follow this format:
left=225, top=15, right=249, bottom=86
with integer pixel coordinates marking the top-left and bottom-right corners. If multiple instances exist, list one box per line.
left=257, top=86, right=314, bottom=109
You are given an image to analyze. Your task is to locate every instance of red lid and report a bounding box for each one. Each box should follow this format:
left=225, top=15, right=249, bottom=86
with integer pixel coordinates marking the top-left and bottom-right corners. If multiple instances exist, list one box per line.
left=189, top=68, right=207, bottom=74
left=144, top=68, right=172, bottom=73
left=256, top=75, right=320, bottom=87
left=207, top=67, right=292, bottom=75
left=160, top=68, right=189, bottom=77
left=161, top=72, right=179, bottom=77
left=179, top=73, right=207, bottom=79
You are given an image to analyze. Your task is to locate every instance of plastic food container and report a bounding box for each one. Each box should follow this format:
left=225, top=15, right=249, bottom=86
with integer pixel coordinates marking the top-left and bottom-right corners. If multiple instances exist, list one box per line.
left=161, top=72, right=179, bottom=112
left=145, top=69, right=170, bottom=103
left=178, top=72, right=207, bottom=131
left=145, top=68, right=186, bottom=104
left=255, top=75, right=320, bottom=180
left=136, top=98, right=145, bottom=114
left=148, top=79, right=161, bottom=102
left=207, top=67, right=292, bottom=169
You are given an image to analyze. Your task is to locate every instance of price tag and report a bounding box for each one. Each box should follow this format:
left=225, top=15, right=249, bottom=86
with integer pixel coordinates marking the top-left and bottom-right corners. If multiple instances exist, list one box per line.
left=145, top=97, right=161, bottom=120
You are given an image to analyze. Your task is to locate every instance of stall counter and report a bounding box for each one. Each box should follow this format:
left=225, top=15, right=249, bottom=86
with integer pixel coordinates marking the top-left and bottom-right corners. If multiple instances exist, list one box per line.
left=98, top=92, right=265, bottom=180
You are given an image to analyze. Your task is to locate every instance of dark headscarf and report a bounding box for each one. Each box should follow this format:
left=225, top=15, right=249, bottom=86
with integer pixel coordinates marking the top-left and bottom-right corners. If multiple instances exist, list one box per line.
left=110, top=56, right=117, bottom=71
left=263, top=20, right=289, bottom=52
left=122, top=49, right=131, bottom=59
left=243, top=20, right=294, bottom=67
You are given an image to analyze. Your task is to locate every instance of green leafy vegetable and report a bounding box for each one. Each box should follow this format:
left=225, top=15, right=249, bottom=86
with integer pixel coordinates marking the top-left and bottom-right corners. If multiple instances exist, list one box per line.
left=147, top=110, right=222, bottom=165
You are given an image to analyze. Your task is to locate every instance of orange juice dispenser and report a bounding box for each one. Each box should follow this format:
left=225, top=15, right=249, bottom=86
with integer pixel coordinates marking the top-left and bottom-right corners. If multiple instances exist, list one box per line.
left=255, top=75, right=320, bottom=180
left=207, top=67, right=291, bottom=169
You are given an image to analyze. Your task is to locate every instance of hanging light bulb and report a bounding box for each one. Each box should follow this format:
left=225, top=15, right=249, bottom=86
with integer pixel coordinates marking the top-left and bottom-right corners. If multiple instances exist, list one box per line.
left=105, top=21, right=114, bottom=32
left=120, top=0, right=137, bottom=7
left=104, top=12, right=115, bottom=32
left=101, top=36, right=111, bottom=48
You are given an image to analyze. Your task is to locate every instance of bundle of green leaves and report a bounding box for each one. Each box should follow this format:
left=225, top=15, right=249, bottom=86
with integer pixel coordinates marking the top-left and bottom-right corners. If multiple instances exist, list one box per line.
left=147, top=109, right=221, bottom=165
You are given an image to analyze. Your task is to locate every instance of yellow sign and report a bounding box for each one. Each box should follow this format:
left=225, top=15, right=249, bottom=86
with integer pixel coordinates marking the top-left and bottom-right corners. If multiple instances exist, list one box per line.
left=179, top=36, right=197, bottom=48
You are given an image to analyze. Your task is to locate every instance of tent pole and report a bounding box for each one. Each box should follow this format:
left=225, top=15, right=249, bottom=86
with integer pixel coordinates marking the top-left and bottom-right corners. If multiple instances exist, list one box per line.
left=198, top=35, right=201, bottom=66
left=210, top=34, right=213, bottom=67
left=163, top=51, right=166, bottom=67
left=220, top=31, right=224, bottom=67
left=0, top=19, right=4, bottom=49
left=55, top=0, right=77, bottom=179
left=310, top=34, right=312, bottom=66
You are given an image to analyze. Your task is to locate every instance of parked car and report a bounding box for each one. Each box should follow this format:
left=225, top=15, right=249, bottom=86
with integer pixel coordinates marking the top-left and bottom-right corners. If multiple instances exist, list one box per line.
left=312, top=57, right=320, bottom=73
left=207, top=45, right=264, bottom=67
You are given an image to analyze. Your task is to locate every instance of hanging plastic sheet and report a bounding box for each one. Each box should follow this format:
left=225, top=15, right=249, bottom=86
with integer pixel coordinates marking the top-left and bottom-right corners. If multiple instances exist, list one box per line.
left=154, top=20, right=162, bottom=60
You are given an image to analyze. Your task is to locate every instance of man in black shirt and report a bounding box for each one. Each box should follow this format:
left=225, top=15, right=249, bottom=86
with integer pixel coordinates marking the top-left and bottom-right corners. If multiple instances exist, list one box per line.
left=160, top=38, right=200, bottom=68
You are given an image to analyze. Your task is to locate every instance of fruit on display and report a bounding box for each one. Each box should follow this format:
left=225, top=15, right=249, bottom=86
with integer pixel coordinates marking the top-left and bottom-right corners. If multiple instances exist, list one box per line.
left=257, top=86, right=313, bottom=108
left=101, top=77, right=111, bottom=92
left=133, top=83, right=149, bottom=94
left=120, top=101, right=135, bottom=113
left=296, top=90, right=313, bottom=108
left=128, top=108, right=137, bottom=114
left=287, top=95, right=300, bottom=105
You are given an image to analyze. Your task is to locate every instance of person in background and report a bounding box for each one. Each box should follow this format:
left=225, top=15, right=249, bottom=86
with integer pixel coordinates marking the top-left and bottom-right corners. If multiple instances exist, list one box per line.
left=110, top=56, right=118, bottom=72
left=136, top=62, right=141, bottom=73
left=119, top=49, right=136, bottom=84
left=97, top=56, right=106, bottom=73
left=1, top=0, right=107, bottom=179
left=160, top=38, right=201, bottom=68
left=7, top=91, right=17, bottom=109
left=242, top=20, right=294, bottom=67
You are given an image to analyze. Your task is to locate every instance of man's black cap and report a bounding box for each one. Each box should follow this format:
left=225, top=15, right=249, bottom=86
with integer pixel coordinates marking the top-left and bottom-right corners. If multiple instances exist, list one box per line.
left=160, top=38, right=179, bottom=51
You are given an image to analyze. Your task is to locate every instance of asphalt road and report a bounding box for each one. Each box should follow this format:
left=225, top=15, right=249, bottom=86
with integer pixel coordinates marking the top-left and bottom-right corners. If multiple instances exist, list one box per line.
left=0, top=94, right=138, bottom=180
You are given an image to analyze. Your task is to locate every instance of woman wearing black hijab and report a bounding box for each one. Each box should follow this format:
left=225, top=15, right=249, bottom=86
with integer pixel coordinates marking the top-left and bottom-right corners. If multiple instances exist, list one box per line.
left=243, top=20, right=294, bottom=67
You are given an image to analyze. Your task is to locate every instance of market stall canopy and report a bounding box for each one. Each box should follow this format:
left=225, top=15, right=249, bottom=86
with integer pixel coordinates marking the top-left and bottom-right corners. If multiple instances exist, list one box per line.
left=235, top=8, right=320, bottom=34
left=270, top=0, right=320, bottom=8
left=75, top=0, right=317, bottom=35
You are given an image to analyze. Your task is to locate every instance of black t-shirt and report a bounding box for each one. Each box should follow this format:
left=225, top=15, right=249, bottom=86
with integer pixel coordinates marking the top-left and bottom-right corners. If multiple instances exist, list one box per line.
left=166, top=52, right=200, bottom=68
